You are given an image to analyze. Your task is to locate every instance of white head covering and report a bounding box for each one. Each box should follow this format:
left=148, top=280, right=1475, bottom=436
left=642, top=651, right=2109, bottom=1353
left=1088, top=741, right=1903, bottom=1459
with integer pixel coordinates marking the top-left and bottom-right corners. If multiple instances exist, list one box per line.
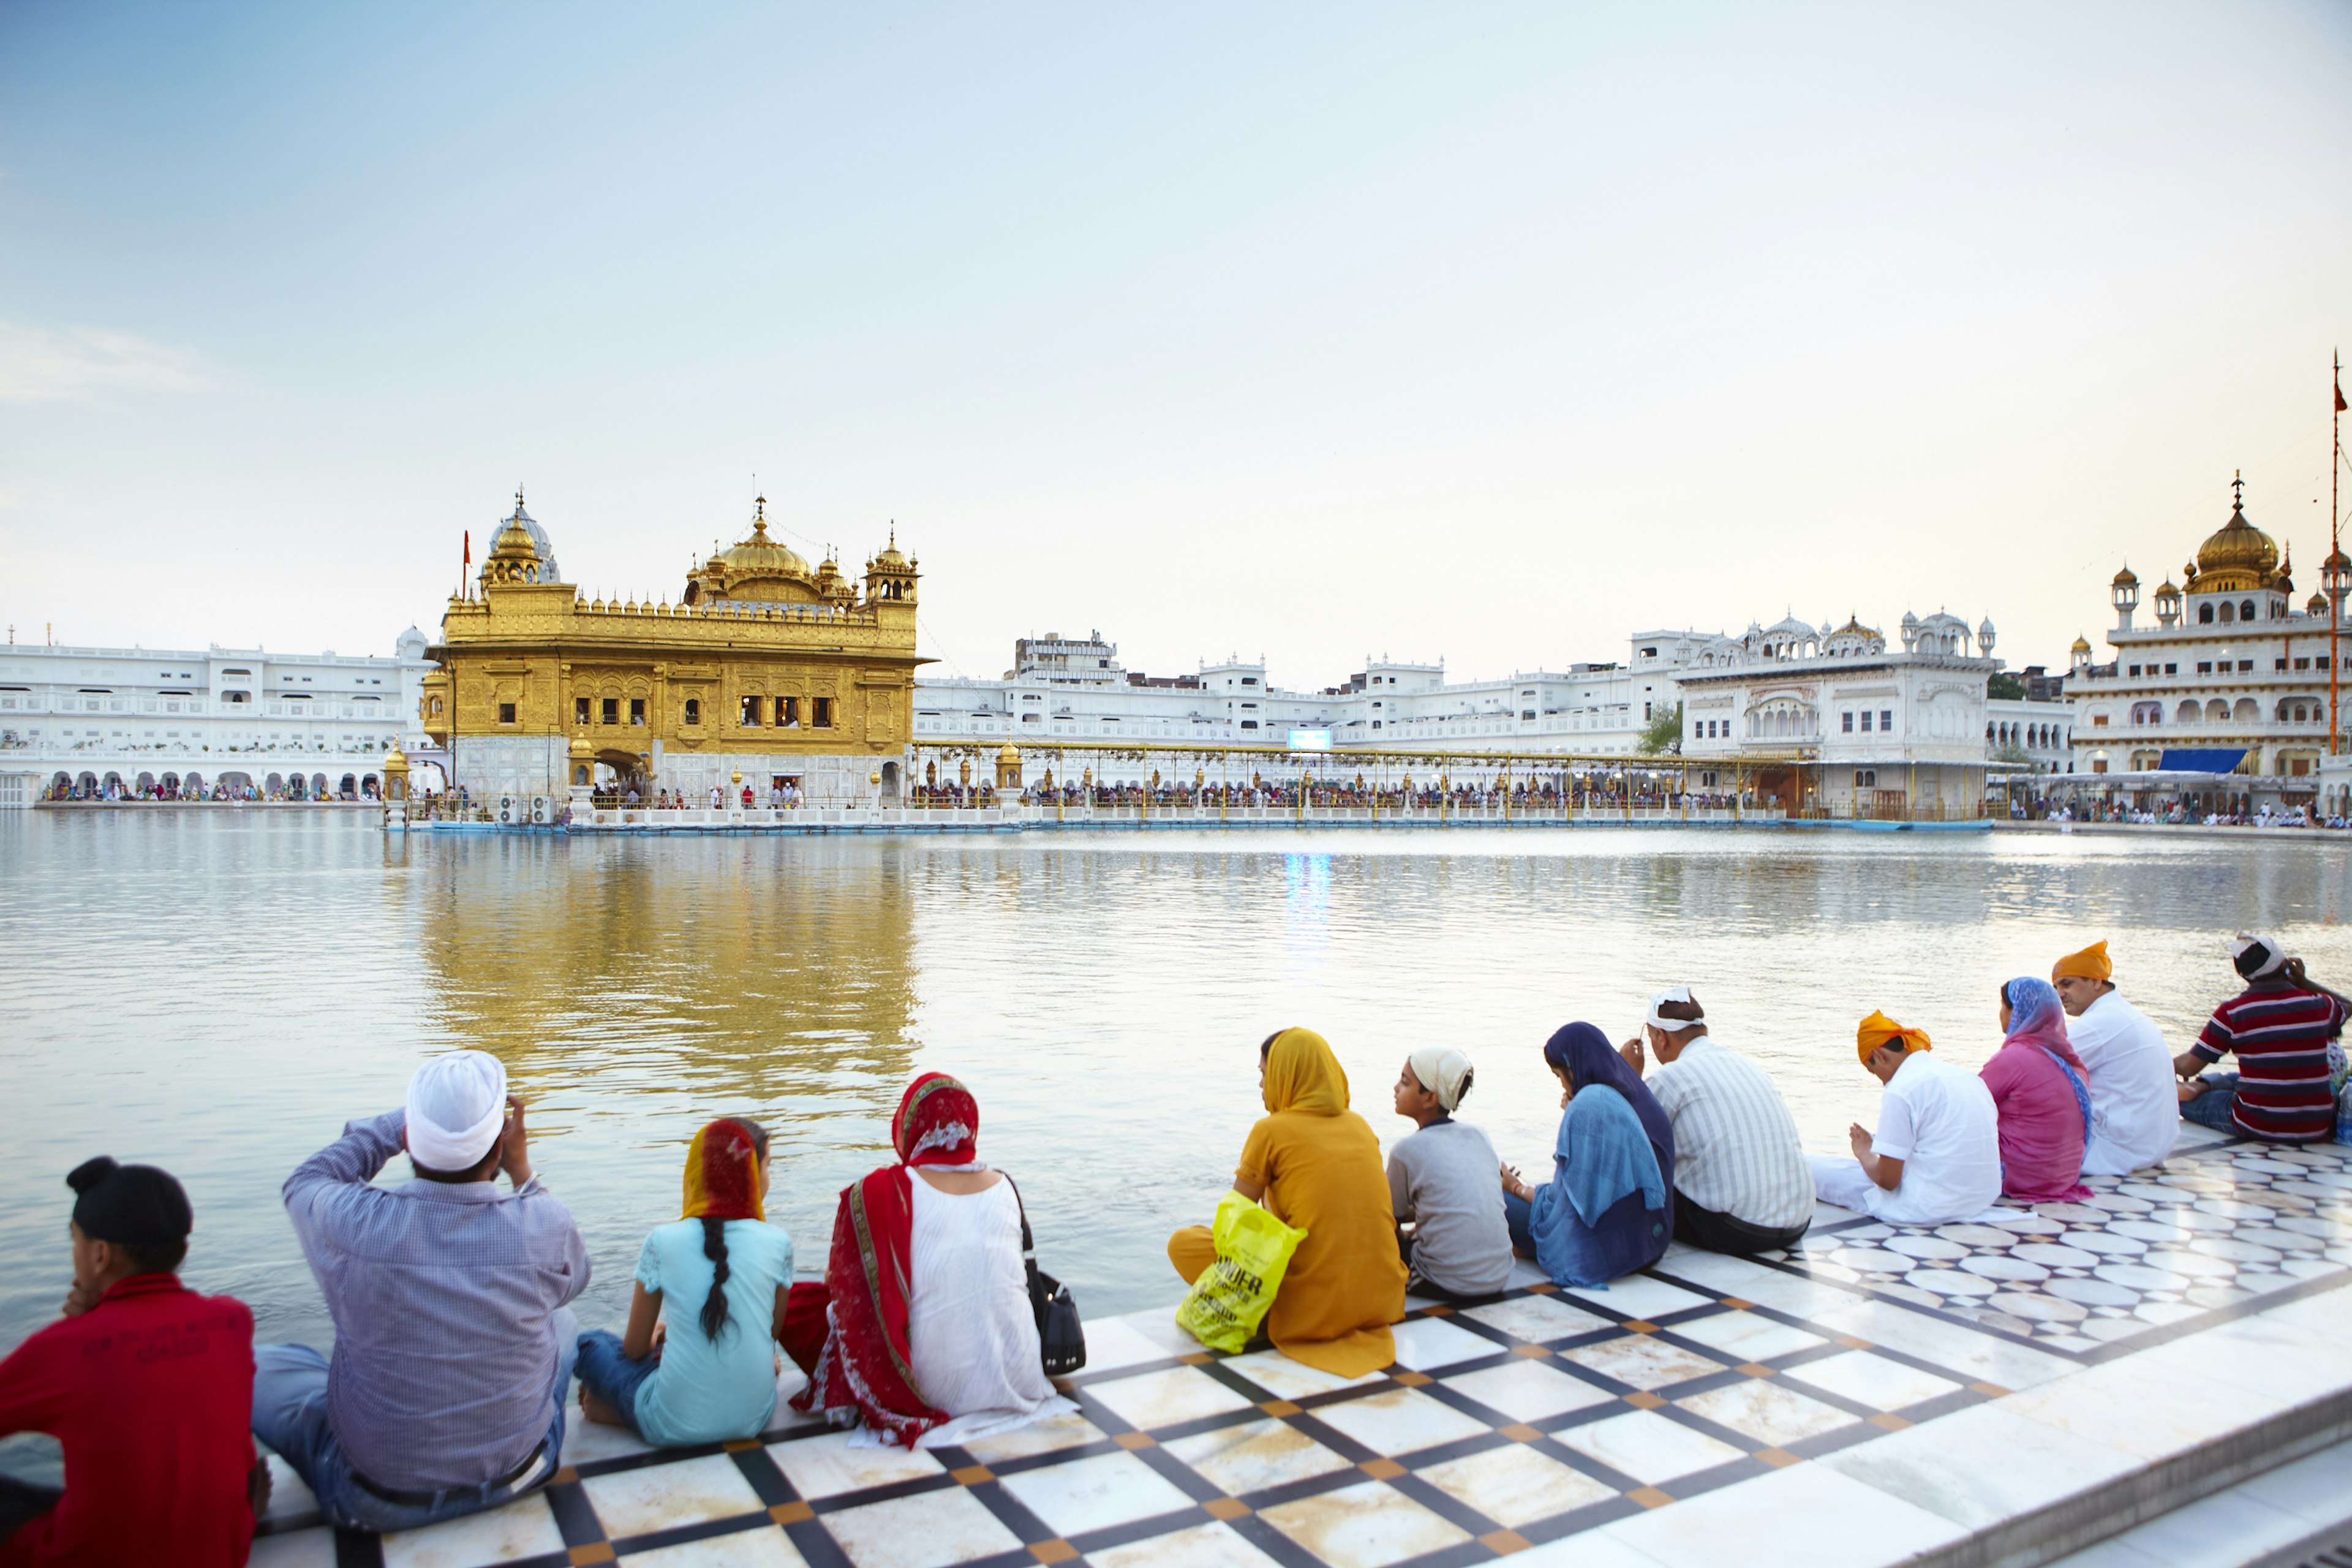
left=2232, top=933, right=2288, bottom=981
left=1406, top=1047, right=1474, bottom=1114
left=405, top=1050, right=509, bottom=1172
left=1646, top=985, right=1705, bottom=1033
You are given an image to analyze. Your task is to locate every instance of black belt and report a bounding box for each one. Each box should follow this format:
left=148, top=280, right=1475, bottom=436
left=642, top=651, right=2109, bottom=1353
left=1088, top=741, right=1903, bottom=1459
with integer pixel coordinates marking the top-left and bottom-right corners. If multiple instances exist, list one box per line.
left=350, top=1441, right=549, bottom=1508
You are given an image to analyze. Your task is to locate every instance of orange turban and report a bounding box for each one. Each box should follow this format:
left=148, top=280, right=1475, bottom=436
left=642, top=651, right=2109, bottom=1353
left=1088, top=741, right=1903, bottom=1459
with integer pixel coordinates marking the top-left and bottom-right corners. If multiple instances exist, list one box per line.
left=2052, top=941, right=2112, bottom=982
left=1856, top=1011, right=1932, bottom=1065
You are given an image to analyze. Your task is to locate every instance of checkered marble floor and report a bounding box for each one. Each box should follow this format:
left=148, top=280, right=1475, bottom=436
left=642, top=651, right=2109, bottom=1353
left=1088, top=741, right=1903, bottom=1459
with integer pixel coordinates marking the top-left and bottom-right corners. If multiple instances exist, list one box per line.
left=251, top=1122, right=2352, bottom=1568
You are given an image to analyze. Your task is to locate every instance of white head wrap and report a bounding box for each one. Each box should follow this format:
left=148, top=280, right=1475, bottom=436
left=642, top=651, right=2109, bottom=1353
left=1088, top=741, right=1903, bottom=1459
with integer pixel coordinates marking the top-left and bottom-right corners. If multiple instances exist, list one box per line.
left=2232, top=933, right=2288, bottom=981
left=405, top=1050, right=509, bottom=1172
left=1646, top=985, right=1705, bottom=1033
left=1406, top=1047, right=1474, bottom=1114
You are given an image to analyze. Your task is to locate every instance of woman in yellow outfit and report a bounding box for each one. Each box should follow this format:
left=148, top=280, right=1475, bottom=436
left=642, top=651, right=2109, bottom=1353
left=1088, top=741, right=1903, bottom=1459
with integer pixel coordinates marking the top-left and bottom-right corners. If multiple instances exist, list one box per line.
left=1167, top=1027, right=1407, bottom=1376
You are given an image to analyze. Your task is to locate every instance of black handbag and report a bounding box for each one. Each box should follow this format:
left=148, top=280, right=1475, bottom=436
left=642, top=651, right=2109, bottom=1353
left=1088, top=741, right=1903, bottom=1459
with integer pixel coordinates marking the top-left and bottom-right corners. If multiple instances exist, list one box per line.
left=1005, top=1176, right=1086, bottom=1376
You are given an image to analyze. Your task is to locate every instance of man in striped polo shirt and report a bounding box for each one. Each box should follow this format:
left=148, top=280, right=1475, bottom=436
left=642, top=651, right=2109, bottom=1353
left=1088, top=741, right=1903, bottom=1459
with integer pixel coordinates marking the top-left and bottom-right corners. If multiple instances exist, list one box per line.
left=2176, top=933, right=2350, bottom=1144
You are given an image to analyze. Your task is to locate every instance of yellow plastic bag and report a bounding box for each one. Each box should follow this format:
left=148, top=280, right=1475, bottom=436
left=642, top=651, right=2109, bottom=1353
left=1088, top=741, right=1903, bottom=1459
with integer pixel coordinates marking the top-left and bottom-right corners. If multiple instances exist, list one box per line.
left=1175, top=1189, right=1308, bottom=1354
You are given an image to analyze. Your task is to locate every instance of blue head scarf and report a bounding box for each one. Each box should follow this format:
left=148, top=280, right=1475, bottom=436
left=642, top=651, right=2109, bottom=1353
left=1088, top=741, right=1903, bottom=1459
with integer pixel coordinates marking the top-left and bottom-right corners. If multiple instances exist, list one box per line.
left=1542, top=1022, right=1676, bottom=1193
left=2001, top=975, right=2091, bottom=1133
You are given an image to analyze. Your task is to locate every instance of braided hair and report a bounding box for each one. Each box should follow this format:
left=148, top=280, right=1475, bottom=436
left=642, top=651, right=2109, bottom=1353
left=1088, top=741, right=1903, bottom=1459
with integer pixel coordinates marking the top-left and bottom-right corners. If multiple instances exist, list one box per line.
left=697, top=1118, right=769, bottom=1342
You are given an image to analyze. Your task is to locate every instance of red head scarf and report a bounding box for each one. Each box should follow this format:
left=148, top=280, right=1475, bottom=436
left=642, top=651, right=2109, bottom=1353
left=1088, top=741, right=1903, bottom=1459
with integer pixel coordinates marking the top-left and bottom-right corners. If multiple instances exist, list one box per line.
left=681, top=1119, right=764, bottom=1223
left=786, top=1072, right=986, bottom=1446
left=893, top=1073, right=979, bottom=1167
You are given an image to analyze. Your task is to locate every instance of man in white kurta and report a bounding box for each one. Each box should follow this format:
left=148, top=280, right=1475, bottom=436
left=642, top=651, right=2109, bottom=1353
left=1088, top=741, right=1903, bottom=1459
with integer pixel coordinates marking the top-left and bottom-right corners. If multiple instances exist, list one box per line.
left=2052, top=940, right=2179, bottom=1175
left=1809, top=1015, right=2002, bottom=1225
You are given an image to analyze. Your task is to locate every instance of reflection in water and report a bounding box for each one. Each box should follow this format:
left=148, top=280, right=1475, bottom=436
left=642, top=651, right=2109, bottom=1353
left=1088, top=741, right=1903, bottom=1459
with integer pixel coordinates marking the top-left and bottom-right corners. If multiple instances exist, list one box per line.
left=1, top=815, right=2348, bottom=1354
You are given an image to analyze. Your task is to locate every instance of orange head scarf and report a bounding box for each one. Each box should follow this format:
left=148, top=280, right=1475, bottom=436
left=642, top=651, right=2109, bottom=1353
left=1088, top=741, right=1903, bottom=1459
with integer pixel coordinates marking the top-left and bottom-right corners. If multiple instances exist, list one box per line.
left=2052, top=941, right=2112, bottom=982
left=1855, top=1011, right=1932, bottom=1066
left=681, top=1118, right=765, bottom=1223
left=1262, top=1027, right=1349, bottom=1115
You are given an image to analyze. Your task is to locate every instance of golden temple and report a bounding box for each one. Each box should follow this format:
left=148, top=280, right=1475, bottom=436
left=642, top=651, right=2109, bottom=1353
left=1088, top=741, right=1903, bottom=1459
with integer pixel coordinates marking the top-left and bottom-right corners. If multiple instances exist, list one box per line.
left=418, top=492, right=923, bottom=802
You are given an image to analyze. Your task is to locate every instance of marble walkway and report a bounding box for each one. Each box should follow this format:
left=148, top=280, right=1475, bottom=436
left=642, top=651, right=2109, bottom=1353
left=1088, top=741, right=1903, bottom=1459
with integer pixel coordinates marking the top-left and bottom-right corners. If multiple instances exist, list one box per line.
left=251, top=1121, right=2352, bottom=1568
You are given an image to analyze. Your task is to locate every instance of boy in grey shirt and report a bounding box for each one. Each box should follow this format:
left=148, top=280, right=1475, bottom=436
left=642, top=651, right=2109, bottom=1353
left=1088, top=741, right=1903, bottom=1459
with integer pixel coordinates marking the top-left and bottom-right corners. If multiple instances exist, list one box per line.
left=1388, top=1049, right=1515, bottom=1299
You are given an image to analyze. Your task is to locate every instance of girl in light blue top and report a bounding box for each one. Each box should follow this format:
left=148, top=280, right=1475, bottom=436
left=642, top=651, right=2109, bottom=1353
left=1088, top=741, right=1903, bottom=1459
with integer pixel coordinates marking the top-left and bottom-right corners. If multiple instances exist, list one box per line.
left=576, top=1118, right=794, bottom=1446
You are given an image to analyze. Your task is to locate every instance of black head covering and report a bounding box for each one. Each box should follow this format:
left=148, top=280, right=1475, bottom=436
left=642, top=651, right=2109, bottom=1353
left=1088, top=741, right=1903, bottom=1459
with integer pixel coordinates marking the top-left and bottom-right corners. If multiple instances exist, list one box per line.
left=67, top=1156, right=192, bottom=1247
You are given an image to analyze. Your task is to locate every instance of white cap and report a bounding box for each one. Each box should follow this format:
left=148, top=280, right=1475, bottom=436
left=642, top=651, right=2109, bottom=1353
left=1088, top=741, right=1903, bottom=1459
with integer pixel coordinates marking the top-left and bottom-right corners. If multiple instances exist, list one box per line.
left=404, top=1050, right=508, bottom=1172
left=1646, top=985, right=1703, bottom=1032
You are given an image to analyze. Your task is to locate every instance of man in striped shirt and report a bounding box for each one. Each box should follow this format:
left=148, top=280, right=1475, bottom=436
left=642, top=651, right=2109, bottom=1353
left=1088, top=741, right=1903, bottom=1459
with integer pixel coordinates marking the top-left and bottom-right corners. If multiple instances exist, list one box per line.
left=2177, top=933, right=2350, bottom=1144
left=1620, top=987, right=1812, bottom=1254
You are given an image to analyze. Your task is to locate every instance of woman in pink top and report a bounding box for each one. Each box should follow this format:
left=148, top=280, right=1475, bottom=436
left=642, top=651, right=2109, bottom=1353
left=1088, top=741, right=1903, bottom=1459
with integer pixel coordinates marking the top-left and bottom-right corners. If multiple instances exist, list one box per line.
left=1980, top=977, right=2093, bottom=1203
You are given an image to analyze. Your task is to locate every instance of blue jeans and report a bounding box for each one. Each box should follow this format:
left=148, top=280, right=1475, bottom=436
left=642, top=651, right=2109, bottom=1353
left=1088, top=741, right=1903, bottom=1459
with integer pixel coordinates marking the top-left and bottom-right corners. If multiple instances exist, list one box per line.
left=573, top=1330, right=660, bottom=1437
left=252, top=1308, right=577, bottom=1534
left=1502, top=1189, right=1535, bottom=1253
left=2180, top=1072, right=2241, bottom=1134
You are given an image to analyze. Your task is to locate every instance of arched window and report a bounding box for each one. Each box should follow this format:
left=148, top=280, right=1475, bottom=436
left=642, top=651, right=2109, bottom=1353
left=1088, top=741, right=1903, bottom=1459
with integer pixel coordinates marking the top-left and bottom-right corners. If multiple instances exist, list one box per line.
left=2199, top=603, right=2215, bottom=624
left=2207, top=699, right=2230, bottom=722
left=2233, top=698, right=2259, bottom=723
left=2241, top=600, right=2257, bottom=622
left=2219, top=601, right=2236, bottom=624
left=2179, top=700, right=2201, bottom=724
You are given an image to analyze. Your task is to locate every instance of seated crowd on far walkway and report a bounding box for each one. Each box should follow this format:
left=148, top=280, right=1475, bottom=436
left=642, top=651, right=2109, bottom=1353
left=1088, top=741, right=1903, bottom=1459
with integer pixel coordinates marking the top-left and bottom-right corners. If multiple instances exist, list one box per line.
left=1, top=934, right=2345, bottom=1565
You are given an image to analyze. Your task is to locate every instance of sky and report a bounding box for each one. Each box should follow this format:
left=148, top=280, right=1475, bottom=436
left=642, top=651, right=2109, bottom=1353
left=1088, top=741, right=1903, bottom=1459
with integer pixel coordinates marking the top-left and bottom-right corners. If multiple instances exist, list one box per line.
left=3, top=2, right=2350, bottom=688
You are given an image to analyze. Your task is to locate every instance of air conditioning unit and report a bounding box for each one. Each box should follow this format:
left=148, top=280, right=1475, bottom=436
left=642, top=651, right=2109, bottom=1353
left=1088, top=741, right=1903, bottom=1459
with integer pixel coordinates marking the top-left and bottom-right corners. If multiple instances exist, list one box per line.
left=498, top=794, right=517, bottom=824
left=530, top=796, right=552, bottom=824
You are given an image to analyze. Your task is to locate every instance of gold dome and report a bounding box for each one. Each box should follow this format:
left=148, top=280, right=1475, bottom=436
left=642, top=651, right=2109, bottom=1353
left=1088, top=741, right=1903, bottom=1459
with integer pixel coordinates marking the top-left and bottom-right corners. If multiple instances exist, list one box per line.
left=996, top=742, right=1020, bottom=764
left=720, top=513, right=812, bottom=581
left=2070, top=634, right=2092, bottom=653
left=2111, top=564, right=2139, bottom=587
left=2192, top=480, right=2278, bottom=591
left=682, top=498, right=821, bottom=605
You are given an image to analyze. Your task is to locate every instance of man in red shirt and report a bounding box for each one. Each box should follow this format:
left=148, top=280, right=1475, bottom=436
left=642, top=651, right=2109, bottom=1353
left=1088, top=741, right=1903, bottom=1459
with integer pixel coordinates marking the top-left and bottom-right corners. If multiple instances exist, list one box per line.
left=0, top=1158, right=260, bottom=1567
left=2178, top=934, right=2352, bottom=1143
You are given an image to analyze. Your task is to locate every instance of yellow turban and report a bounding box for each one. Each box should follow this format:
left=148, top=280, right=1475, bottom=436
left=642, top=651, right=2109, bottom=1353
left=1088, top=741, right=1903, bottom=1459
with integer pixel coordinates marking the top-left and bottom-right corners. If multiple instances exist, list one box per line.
left=2052, top=941, right=2112, bottom=982
left=1856, top=1011, right=1932, bottom=1065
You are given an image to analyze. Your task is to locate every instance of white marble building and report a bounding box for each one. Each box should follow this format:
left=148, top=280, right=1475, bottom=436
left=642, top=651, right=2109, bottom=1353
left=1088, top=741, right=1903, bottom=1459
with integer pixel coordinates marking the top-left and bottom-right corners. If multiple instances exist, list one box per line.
left=1673, top=610, right=2003, bottom=815
left=0, top=633, right=435, bottom=806
left=2065, top=478, right=2350, bottom=791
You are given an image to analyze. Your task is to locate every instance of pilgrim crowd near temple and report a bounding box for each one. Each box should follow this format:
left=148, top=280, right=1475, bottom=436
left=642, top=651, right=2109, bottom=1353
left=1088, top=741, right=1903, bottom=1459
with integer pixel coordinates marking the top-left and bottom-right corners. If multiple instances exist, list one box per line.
left=4, top=473, right=2348, bottom=819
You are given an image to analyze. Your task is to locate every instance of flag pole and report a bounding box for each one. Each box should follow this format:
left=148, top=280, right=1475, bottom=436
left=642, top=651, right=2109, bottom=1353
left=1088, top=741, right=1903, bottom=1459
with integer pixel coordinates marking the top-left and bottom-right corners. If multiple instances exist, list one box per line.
left=2332, top=351, right=2344, bottom=757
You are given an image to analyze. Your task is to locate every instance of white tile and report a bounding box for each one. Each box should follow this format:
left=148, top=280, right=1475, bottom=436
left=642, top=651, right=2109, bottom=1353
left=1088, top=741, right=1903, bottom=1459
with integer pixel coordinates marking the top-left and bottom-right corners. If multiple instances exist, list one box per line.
left=580, top=1452, right=767, bottom=1538
left=1082, top=1315, right=1191, bottom=1376
left=2247, top=1277, right=2352, bottom=1335
left=1562, top=1275, right=1714, bottom=1321
left=1807, top=1299, right=2076, bottom=1389
left=1387, top=1314, right=1499, bottom=1371
left=822, top=1484, right=1025, bottom=1568
left=258, top=1453, right=318, bottom=1523
left=1087, top=1521, right=1283, bottom=1568
left=1511, top=1533, right=1676, bottom=1568
left=1416, top=1441, right=1615, bottom=1527
left=1656, top=1254, right=1869, bottom=1317
left=2080, top=1488, right=2316, bottom=1568
left=1462, top=1295, right=1615, bottom=1343
left=247, top=1531, right=338, bottom=1568
left=559, top=1411, right=656, bottom=1466
left=1087, top=1365, right=1259, bottom=1430
left=1781, top=1350, right=1960, bottom=1411
left=1665, top=1310, right=1826, bottom=1362
left=1443, top=1359, right=1620, bottom=1422
left=2135, top=1313, right=2352, bottom=1406
left=769, top=1429, right=944, bottom=1500
left=1221, top=1349, right=1383, bottom=1400
left=1556, top=1410, right=1746, bottom=1485
left=1108, top=1307, right=1216, bottom=1360
left=2236, top=1437, right=2352, bottom=1525
left=1507, top=1257, right=1557, bottom=1289
left=1996, top=1359, right=2290, bottom=1463
left=1675, top=1379, right=1859, bottom=1446
left=1305, top=1385, right=1493, bottom=1455
left=1558, top=1334, right=1725, bottom=1391
left=1600, top=1455, right=1967, bottom=1568
left=380, top=1494, right=567, bottom=1568
left=1163, top=1417, right=1355, bottom=1494
left=625, top=1527, right=810, bottom=1568
left=997, top=1449, right=1197, bottom=1537
left=1817, top=1403, right=2141, bottom=1529
left=1257, top=1477, right=1472, bottom=1568
left=956, top=1409, right=1107, bottom=1464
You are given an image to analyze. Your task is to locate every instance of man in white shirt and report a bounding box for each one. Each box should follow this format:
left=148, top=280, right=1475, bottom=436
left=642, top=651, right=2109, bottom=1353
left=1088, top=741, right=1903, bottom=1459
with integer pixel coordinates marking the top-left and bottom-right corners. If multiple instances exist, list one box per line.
left=1619, top=987, right=1811, bottom=1254
left=2051, top=940, right=2179, bottom=1175
left=1808, top=1012, right=2002, bottom=1225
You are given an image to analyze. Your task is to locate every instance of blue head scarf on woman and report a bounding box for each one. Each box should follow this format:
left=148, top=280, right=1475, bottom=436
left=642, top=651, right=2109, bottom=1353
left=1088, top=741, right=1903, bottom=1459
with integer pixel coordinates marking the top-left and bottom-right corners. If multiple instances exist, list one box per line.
left=1523, top=1023, right=1676, bottom=1286
left=2000, top=976, right=2092, bottom=1132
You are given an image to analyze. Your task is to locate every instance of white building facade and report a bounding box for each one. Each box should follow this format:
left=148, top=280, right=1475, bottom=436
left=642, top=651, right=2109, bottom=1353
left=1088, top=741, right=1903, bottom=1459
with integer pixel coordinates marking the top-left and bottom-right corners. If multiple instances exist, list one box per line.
left=0, top=634, right=435, bottom=807
left=1674, top=611, right=2003, bottom=816
left=2065, top=480, right=2351, bottom=794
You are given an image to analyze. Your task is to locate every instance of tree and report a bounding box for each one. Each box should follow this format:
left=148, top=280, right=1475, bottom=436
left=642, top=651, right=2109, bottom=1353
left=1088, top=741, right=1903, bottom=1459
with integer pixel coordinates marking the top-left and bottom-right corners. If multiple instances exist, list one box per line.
left=1988, top=673, right=2026, bottom=700
left=1637, top=701, right=1683, bottom=755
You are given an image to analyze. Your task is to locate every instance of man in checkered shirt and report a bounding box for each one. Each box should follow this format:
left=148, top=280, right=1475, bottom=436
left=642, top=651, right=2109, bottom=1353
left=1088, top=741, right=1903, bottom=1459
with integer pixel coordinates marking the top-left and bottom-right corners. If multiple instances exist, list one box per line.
left=2176, top=934, right=2351, bottom=1144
